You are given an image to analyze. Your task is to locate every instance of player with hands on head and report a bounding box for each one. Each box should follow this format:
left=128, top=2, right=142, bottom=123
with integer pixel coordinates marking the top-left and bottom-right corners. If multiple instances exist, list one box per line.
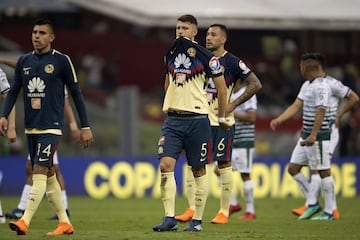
left=153, top=14, right=229, bottom=233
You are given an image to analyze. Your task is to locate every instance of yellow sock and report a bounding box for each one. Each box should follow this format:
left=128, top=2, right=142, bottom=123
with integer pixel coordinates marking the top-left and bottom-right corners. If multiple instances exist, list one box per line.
left=21, top=174, right=47, bottom=226
left=219, top=167, right=233, bottom=217
left=46, top=175, right=70, bottom=223
left=161, top=172, right=176, bottom=217
left=185, top=166, right=195, bottom=210
left=193, top=174, right=208, bottom=220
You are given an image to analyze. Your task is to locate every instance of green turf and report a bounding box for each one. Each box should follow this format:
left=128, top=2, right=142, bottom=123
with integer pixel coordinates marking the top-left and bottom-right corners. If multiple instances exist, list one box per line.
left=0, top=196, right=359, bottom=239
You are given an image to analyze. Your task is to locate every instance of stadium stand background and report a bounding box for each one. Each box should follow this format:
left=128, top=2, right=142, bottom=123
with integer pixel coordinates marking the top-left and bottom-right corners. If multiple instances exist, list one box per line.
left=0, top=0, right=359, bottom=157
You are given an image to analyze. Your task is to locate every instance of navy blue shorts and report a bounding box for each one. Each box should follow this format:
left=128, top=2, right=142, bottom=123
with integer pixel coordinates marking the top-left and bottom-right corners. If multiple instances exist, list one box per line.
left=158, top=114, right=212, bottom=167
left=27, top=134, right=61, bottom=168
left=211, top=125, right=235, bottom=163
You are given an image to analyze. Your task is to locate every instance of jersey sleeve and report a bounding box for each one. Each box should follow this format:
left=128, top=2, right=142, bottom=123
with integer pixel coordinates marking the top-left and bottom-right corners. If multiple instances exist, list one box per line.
left=62, top=54, right=90, bottom=128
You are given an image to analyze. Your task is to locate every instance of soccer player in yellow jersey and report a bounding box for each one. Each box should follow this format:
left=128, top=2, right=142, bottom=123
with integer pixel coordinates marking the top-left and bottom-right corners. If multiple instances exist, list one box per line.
left=153, top=15, right=230, bottom=232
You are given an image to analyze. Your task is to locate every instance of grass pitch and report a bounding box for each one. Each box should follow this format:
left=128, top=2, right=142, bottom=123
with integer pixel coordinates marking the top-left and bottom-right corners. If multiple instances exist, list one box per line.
left=0, top=196, right=359, bottom=239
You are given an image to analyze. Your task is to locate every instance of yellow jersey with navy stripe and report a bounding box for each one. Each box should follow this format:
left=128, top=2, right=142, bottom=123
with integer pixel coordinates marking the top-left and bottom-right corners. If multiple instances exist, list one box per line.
left=162, top=37, right=223, bottom=114
left=1, top=49, right=89, bottom=135
left=207, top=52, right=252, bottom=126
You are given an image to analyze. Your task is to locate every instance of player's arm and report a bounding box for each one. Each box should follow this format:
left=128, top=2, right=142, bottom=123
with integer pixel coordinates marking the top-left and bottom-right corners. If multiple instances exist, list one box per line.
left=335, top=90, right=359, bottom=127
left=234, top=110, right=256, bottom=123
left=226, top=73, right=262, bottom=114
left=3, top=93, right=16, bottom=143
left=64, top=96, right=81, bottom=143
left=270, top=98, right=302, bottom=130
left=0, top=58, right=17, bottom=68
left=301, top=106, right=326, bottom=146
left=63, top=55, right=93, bottom=148
left=213, top=75, right=231, bottom=130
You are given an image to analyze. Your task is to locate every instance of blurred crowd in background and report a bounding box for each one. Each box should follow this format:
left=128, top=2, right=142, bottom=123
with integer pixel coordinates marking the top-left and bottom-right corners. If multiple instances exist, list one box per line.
left=0, top=3, right=359, bottom=157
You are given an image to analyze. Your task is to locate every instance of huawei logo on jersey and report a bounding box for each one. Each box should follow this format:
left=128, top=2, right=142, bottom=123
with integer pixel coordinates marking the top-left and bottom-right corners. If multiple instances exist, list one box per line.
left=174, top=53, right=191, bottom=69
left=27, top=77, right=46, bottom=98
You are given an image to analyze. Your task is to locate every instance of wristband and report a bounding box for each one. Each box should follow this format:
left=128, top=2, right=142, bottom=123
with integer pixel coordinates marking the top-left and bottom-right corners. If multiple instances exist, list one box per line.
left=218, top=117, right=226, bottom=123
left=81, top=127, right=91, bottom=130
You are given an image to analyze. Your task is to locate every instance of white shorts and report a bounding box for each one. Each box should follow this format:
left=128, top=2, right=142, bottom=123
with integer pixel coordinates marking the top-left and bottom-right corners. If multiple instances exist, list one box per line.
left=27, top=151, right=59, bottom=165
left=290, top=138, right=331, bottom=170
left=231, top=147, right=255, bottom=173
left=328, top=124, right=339, bottom=155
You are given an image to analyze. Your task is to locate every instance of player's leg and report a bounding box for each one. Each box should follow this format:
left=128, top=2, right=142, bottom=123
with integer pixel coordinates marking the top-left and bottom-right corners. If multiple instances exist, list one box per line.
left=175, top=165, right=195, bottom=222
left=153, top=118, right=182, bottom=232
left=311, top=140, right=335, bottom=220
left=183, top=117, right=211, bottom=231
left=288, top=139, right=321, bottom=220
left=9, top=135, right=49, bottom=235
left=48, top=152, right=71, bottom=220
left=238, top=147, right=256, bottom=220
left=210, top=126, right=234, bottom=224
left=292, top=169, right=322, bottom=216
left=5, top=156, right=32, bottom=220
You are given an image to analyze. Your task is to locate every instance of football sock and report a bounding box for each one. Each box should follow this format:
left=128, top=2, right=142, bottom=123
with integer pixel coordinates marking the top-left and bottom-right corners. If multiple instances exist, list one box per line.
left=293, top=172, right=313, bottom=204
left=193, top=174, right=208, bottom=220
left=307, top=173, right=321, bottom=206
left=160, top=172, right=176, bottom=217
left=22, top=174, right=47, bottom=226
left=230, top=194, right=238, bottom=205
left=244, top=180, right=255, bottom=213
left=321, top=176, right=335, bottom=214
left=218, top=167, right=233, bottom=217
left=185, top=165, right=195, bottom=210
left=17, top=184, right=32, bottom=210
left=61, top=190, right=69, bottom=210
left=46, top=175, right=70, bottom=223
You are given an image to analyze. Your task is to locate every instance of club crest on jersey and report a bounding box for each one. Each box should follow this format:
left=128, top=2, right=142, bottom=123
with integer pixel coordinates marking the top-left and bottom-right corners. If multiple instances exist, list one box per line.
left=44, top=64, right=54, bottom=74
left=238, top=60, right=250, bottom=74
left=187, top=47, right=196, bottom=57
left=209, top=57, right=221, bottom=73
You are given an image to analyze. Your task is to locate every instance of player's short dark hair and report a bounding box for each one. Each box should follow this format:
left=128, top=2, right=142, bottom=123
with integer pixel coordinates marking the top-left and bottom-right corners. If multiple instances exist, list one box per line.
left=178, top=14, right=198, bottom=26
left=33, top=18, right=55, bottom=33
left=209, top=24, right=228, bottom=38
left=301, top=52, right=325, bottom=68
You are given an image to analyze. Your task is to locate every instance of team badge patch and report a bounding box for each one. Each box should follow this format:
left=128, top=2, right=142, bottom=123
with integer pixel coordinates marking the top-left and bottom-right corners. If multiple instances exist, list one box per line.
left=44, top=64, right=54, bottom=74
left=209, top=57, right=221, bottom=71
left=187, top=47, right=196, bottom=57
left=238, top=60, right=250, bottom=74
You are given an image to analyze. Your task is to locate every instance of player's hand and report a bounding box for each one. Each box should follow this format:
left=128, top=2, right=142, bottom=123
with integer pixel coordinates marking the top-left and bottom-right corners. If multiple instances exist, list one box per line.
left=219, top=120, right=233, bottom=131
left=0, top=117, right=8, bottom=136
left=6, top=127, right=16, bottom=143
left=80, top=128, right=94, bottom=149
left=270, top=118, right=280, bottom=131
left=300, top=135, right=316, bottom=146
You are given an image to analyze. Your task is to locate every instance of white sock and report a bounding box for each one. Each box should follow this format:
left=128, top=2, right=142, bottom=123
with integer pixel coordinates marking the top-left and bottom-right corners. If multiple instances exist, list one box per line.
left=310, top=174, right=322, bottom=197
left=243, top=180, right=255, bottom=213
left=293, top=173, right=313, bottom=204
left=321, top=176, right=335, bottom=214
left=61, top=190, right=69, bottom=210
left=17, top=184, right=32, bottom=210
left=230, top=194, right=238, bottom=205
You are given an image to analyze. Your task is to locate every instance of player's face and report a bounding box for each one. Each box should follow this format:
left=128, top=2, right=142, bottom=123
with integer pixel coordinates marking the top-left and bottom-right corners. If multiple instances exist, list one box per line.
left=176, top=21, right=197, bottom=40
left=206, top=27, right=226, bottom=51
left=32, top=24, right=55, bottom=54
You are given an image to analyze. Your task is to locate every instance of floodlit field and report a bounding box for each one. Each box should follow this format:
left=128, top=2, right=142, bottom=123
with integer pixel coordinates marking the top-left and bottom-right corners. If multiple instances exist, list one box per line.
left=0, top=196, right=359, bottom=239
